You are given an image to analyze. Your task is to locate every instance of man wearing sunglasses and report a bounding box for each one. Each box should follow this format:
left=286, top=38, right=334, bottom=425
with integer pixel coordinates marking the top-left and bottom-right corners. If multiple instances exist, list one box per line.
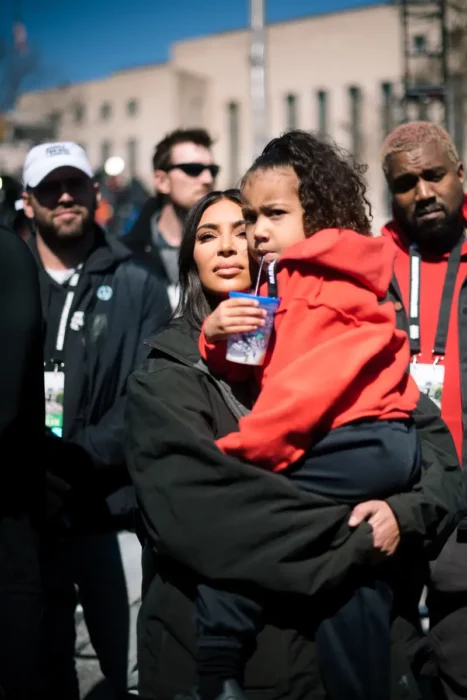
left=126, top=128, right=219, bottom=309
left=21, top=141, right=170, bottom=700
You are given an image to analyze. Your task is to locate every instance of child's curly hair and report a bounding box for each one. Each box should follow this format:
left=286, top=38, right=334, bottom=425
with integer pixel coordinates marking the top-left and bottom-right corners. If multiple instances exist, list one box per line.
left=242, top=129, right=372, bottom=236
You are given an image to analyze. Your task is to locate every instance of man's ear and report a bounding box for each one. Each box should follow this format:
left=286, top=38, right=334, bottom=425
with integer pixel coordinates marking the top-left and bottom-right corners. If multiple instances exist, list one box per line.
left=22, top=191, right=35, bottom=220
left=154, top=169, right=171, bottom=196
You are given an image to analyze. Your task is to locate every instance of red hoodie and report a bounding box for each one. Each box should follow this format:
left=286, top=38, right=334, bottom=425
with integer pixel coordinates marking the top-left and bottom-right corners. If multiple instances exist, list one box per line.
left=382, top=198, right=467, bottom=462
left=200, top=228, right=420, bottom=472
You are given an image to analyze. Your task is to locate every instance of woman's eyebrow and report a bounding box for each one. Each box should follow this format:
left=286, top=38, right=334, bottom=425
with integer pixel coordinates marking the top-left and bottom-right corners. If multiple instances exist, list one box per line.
left=196, top=223, right=219, bottom=232
left=197, top=220, right=245, bottom=232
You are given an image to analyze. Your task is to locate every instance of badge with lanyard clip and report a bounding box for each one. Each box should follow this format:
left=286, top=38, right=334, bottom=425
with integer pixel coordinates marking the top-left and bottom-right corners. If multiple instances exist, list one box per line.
left=45, top=362, right=65, bottom=437
left=44, top=267, right=81, bottom=437
left=408, top=236, right=463, bottom=409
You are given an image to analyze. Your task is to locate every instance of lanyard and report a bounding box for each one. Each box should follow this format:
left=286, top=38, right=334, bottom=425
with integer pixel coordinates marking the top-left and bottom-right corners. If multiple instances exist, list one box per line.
left=54, top=267, right=82, bottom=360
left=267, top=260, right=278, bottom=298
left=408, top=235, right=463, bottom=357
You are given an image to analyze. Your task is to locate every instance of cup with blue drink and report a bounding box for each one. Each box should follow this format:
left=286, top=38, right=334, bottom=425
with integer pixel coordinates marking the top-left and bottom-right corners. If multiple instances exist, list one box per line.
left=226, top=258, right=280, bottom=366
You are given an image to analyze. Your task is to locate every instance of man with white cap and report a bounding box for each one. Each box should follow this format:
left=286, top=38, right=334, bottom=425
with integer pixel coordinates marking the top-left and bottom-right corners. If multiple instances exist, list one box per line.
left=22, top=142, right=170, bottom=699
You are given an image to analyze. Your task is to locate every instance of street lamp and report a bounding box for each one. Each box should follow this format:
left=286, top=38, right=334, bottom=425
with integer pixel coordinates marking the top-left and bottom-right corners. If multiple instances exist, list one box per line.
left=104, top=156, right=125, bottom=177
left=250, top=0, right=268, bottom=159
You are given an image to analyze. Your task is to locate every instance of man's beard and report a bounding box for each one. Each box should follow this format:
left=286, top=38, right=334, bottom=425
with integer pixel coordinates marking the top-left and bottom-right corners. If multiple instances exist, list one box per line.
left=396, top=206, right=465, bottom=255
left=35, top=209, right=94, bottom=251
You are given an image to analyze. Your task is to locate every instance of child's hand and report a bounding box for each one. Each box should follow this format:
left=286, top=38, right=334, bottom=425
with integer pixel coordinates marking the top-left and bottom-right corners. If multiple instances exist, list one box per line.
left=204, top=297, right=267, bottom=343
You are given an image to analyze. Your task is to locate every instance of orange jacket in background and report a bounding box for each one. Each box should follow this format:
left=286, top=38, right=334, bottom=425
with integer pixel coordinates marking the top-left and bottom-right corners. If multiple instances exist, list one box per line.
left=200, top=228, right=420, bottom=472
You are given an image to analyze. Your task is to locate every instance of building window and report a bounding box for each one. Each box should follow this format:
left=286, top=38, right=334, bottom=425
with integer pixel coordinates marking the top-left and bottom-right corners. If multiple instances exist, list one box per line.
left=228, top=101, right=240, bottom=186
left=316, top=90, right=328, bottom=138
left=381, top=82, right=393, bottom=216
left=452, top=74, right=465, bottom=162
left=100, top=102, right=112, bottom=120
left=48, top=110, right=62, bottom=138
left=286, top=94, right=298, bottom=130
left=348, top=85, right=362, bottom=159
left=418, top=100, right=429, bottom=121
left=127, top=99, right=139, bottom=117
left=127, top=139, right=138, bottom=177
left=381, top=82, right=393, bottom=137
left=413, top=34, right=427, bottom=55
left=101, top=140, right=111, bottom=166
left=73, top=104, right=85, bottom=125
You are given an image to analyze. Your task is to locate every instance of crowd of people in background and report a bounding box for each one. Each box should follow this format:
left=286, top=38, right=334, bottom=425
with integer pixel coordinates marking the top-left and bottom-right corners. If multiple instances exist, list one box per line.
left=0, top=119, right=466, bottom=700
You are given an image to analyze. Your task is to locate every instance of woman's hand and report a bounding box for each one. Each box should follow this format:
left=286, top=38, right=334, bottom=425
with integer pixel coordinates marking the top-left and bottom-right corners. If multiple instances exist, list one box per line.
left=204, top=297, right=267, bottom=343
left=348, top=500, right=400, bottom=556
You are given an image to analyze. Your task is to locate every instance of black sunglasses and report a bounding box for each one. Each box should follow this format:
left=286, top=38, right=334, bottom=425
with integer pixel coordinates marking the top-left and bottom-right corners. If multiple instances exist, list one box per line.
left=164, top=162, right=220, bottom=178
left=30, top=177, right=90, bottom=202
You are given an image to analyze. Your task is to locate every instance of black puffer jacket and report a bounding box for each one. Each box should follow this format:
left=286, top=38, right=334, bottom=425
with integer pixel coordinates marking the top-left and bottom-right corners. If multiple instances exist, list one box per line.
left=128, top=319, right=324, bottom=699
left=126, top=317, right=465, bottom=699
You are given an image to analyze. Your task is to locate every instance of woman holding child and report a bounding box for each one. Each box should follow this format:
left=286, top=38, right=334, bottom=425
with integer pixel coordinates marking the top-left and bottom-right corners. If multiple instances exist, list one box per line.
left=125, top=132, right=463, bottom=700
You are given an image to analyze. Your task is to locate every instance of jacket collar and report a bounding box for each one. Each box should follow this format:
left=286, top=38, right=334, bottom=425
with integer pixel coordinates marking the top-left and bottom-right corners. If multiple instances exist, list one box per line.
left=145, top=317, right=252, bottom=420
left=145, top=317, right=201, bottom=368
left=125, top=196, right=161, bottom=245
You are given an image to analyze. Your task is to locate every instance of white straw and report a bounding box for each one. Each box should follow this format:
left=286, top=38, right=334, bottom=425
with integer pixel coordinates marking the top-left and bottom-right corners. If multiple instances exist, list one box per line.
left=253, top=256, right=265, bottom=296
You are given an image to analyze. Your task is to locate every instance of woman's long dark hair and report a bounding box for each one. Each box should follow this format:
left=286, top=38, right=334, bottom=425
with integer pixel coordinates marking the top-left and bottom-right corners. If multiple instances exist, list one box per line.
left=176, top=189, right=242, bottom=330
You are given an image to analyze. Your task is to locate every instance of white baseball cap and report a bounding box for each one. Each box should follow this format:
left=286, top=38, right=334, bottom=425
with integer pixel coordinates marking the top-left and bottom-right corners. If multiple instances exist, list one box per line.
left=23, top=142, right=94, bottom=189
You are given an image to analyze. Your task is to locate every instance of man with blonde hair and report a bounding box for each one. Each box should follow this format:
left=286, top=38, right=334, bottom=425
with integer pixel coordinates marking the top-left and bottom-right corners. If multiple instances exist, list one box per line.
left=381, top=120, right=467, bottom=700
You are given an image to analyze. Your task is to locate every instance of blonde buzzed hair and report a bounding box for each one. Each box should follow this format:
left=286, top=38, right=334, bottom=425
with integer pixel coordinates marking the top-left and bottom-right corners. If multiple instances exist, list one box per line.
left=381, top=121, right=459, bottom=177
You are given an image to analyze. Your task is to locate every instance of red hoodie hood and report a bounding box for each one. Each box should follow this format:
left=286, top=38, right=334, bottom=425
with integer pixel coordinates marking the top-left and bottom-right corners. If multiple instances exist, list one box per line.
left=277, top=228, right=396, bottom=299
left=382, top=194, right=467, bottom=258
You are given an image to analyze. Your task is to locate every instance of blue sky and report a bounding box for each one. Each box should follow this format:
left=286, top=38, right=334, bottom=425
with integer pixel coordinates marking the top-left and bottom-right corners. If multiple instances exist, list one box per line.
left=0, top=0, right=385, bottom=89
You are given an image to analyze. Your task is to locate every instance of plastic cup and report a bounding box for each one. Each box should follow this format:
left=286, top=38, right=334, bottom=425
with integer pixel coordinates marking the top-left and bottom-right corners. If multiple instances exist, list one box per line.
left=226, top=291, right=280, bottom=366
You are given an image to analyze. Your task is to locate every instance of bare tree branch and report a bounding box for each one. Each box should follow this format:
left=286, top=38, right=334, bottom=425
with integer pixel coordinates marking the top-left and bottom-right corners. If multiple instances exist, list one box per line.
left=0, top=31, right=42, bottom=112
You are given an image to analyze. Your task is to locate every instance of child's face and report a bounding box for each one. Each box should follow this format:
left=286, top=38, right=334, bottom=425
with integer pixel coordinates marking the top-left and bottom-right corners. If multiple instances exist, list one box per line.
left=242, top=166, right=306, bottom=264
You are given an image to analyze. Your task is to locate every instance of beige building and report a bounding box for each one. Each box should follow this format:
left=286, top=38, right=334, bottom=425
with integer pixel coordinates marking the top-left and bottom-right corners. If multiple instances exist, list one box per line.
left=1, top=3, right=456, bottom=229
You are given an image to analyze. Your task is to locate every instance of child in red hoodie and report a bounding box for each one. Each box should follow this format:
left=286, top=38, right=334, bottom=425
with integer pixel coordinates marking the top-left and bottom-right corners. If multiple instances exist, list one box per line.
left=190, top=131, right=421, bottom=700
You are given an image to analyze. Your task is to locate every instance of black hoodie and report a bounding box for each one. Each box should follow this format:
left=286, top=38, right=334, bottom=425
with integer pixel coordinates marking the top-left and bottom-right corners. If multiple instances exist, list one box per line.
left=29, top=227, right=171, bottom=527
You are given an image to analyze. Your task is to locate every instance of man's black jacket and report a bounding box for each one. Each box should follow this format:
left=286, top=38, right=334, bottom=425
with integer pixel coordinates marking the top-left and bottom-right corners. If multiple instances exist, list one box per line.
left=0, top=226, right=44, bottom=588
left=0, top=227, right=44, bottom=699
left=124, top=196, right=169, bottom=286
left=29, top=228, right=171, bottom=522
